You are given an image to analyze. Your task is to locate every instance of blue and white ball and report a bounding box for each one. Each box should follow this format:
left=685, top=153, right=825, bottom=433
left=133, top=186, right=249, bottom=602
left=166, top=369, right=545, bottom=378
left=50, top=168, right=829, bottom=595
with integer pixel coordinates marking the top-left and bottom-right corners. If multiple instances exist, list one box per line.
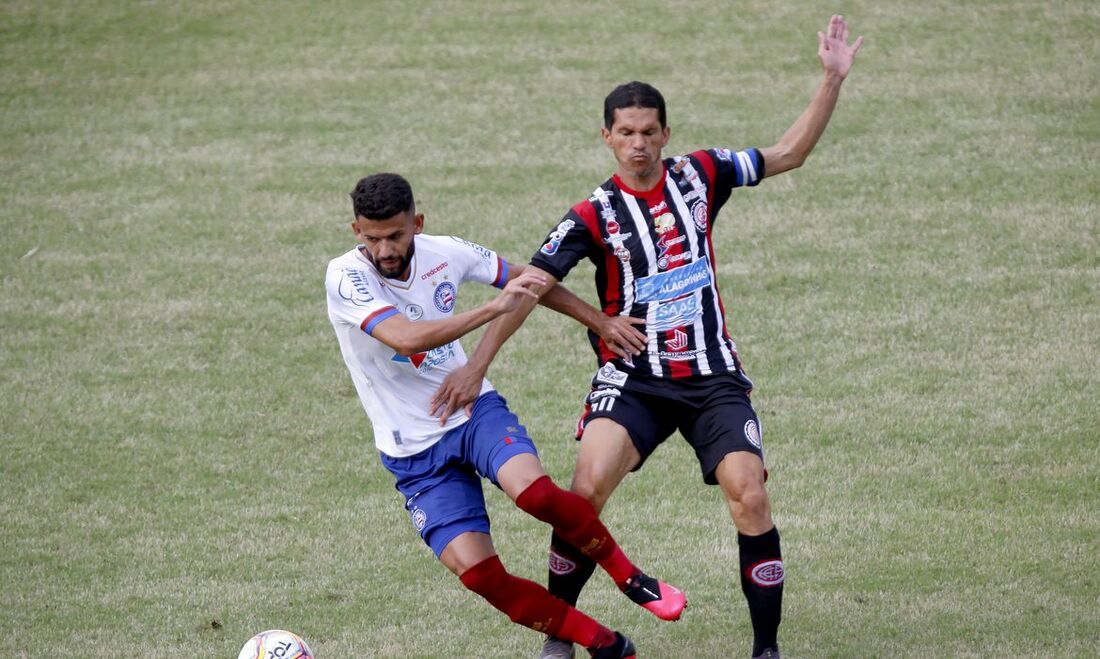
left=237, top=629, right=314, bottom=659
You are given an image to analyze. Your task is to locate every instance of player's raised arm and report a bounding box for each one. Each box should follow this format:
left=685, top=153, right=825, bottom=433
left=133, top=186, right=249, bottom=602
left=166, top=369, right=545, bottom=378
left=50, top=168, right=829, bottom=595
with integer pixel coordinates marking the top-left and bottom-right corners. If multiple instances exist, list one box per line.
left=758, top=15, right=864, bottom=178
left=371, top=269, right=547, bottom=356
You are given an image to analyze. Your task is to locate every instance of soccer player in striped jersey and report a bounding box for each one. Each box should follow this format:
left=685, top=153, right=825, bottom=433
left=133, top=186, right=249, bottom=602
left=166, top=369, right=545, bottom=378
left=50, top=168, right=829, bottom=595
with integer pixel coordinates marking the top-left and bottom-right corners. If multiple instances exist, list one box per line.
left=327, top=173, right=688, bottom=659
left=430, top=16, right=863, bottom=659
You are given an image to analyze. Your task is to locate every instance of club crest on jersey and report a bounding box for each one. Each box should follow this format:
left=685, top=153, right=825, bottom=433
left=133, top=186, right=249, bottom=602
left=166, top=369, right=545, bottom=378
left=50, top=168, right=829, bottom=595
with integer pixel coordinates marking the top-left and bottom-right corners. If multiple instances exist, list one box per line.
left=338, top=268, right=375, bottom=307
left=433, top=281, right=457, bottom=312
left=691, top=201, right=708, bottom=233
left=635, top=256, right=712, bottom=303
left=541, top=219, right=575, bottom=255
left=744, top=419, right=762, bottom=449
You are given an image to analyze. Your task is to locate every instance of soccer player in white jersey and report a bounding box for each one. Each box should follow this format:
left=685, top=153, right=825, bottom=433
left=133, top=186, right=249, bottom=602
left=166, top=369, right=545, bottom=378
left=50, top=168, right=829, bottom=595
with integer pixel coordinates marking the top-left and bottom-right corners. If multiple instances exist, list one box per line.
left=325, top=173, right=687, bottom=659
left=431, top=17, right=863, bottom=659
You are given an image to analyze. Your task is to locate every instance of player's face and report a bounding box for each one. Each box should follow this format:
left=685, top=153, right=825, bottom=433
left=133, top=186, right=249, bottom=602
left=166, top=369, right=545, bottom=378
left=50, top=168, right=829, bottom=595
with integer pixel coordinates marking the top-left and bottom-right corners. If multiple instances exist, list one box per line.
left=602, top=106, right=670, bottom=184
left=352, top=210, right=423, bottom=280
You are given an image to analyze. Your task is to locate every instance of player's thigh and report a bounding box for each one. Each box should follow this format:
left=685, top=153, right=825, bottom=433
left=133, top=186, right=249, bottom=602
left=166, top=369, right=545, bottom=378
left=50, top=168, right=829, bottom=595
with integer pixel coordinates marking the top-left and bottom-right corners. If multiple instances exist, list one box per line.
left=495, top=452, right=548, bottom=501
left=439, top=531, right=497, bottom=576
left=461, top=392, right=542, bottom=489
left=571, top=418, right=643, bottom=512
left=681, top=386, right=765, bottom=486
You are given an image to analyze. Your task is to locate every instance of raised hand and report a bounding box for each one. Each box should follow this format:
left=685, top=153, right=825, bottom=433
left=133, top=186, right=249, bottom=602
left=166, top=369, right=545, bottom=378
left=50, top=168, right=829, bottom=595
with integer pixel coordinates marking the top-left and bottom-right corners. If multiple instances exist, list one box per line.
left=818, top=14, right=863, bottom=79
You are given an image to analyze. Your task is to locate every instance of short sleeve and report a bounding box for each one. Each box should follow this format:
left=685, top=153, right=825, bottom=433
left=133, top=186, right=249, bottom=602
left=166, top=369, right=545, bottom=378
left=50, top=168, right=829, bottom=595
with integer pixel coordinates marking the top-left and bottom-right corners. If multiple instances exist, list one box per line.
left=705, top=148, right=765, bottom=191
left=326, top=264, right=399, bottom=335
left=445, top=236, right=508, bottom=288
left=529, top=208, right=595, bottom=281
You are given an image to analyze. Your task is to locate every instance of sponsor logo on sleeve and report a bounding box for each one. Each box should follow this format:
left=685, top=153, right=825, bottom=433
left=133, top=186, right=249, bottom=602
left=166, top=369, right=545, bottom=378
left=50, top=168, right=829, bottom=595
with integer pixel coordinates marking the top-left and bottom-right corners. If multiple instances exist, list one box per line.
left=338, top=268, right=375, bottom=306
left=540, top=219, right=575, bottom=256
left=433, top=281, right=457, bottom=312
left=715, top=148, right=734, bottom=162
left=449, top=237, right=493, bottom=260
left=635, top=257, right=712, bottom=303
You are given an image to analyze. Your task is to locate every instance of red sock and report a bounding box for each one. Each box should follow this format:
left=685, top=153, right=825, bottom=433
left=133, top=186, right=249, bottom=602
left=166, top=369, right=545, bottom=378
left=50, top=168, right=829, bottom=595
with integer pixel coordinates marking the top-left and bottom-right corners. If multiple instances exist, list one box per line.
left=459, top=555, right=616, bottom=648
left=515, top=475, right=637, bottom=585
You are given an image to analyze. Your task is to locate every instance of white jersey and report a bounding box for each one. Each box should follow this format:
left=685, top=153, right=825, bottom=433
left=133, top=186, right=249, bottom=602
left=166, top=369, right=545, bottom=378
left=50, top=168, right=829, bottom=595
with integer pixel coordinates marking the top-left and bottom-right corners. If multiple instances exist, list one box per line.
left=326, top=234, right=509, bottom=458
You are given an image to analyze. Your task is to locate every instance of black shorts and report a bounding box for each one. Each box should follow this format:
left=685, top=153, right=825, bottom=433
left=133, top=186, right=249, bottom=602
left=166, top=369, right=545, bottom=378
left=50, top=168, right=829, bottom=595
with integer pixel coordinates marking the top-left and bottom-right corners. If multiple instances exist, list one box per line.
left=576, top=362, right=764, bottom=485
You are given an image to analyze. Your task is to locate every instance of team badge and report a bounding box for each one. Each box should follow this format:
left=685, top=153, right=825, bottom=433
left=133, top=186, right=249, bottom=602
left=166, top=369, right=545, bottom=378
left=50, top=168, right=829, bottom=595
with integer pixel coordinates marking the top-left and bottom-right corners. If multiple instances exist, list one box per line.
left=410, top=507, right=428, bottom=531
left=433, top=281, right=457, bottom=312
left=691, top=201, right=708, bottom=233
left=748, top=559, right=785, bottom=587
left=744, top=419, right=762, bottom=449
left=549, top=549, right=577, bottom=575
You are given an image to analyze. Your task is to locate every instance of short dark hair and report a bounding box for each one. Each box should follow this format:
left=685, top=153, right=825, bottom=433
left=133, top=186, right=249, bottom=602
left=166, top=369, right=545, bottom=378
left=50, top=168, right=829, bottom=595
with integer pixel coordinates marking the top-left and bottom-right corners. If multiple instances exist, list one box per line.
left=603, top=81, right=666, bottom=129
left=350, top=173, right=415, bottom=220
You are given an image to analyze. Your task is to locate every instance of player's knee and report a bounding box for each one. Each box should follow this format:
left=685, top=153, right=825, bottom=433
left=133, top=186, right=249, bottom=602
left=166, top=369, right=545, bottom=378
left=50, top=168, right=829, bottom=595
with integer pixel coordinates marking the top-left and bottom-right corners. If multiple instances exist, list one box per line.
left=458, top=555, right=508, bottom=597
left=736, top=482, right=770, bottom=515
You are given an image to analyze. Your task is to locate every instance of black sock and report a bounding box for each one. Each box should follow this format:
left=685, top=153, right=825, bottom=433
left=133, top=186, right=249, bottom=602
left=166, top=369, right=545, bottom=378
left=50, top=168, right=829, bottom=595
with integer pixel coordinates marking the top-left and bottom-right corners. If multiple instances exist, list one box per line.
left=547, top=531, right=597, bottom=607
left=738, top=526, right=784, bottom=655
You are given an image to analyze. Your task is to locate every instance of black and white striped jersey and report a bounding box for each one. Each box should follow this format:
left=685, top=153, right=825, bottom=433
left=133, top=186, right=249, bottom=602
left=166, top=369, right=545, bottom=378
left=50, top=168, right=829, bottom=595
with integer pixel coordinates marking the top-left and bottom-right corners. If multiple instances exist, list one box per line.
left=531, top=147, right=765, bottom=379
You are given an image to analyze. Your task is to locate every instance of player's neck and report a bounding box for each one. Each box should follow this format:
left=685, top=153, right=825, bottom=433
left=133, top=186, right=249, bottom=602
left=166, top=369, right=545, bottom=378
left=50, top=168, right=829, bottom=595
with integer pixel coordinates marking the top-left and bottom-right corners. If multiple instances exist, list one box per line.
left=614, top=168, right=664, bottom=196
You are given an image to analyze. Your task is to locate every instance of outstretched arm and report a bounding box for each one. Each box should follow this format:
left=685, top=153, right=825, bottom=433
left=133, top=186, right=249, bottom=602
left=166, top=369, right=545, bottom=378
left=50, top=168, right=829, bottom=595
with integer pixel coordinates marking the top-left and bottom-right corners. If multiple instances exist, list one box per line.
left=759, top=14, right=864, bottom=177
left=370, top=270, right=547, bottom=355
left=428, top=264, right=557, bottom=421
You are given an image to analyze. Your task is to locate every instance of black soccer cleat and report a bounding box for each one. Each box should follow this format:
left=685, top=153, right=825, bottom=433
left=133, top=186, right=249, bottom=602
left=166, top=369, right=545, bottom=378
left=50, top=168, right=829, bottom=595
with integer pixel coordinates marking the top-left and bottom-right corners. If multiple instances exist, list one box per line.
left=587, top=632, right=636, bottom=659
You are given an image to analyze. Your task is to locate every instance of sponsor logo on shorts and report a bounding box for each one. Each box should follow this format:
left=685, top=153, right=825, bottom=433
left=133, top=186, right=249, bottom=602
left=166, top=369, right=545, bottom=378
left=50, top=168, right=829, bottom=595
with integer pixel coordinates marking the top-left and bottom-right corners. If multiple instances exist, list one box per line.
left=410, top=507, right=427, bottom=531
left=744, top=419, right=762, bottom=449
left=548, top=549, right=576, bottom=575
left=595, top=362, right=628, bottom=387
left=433, top=281, right=457, bottom=312
left=587, top=387, right=620, bottom=413
left=748, top=559, right=784, bottom=587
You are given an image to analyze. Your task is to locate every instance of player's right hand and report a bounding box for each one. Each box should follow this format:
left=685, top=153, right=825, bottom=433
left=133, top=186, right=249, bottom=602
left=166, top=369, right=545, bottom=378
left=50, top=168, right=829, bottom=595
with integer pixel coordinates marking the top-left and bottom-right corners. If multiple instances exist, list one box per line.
left=429, top=363, right=483, bottom=424
left=491, top=270, right=548, bottom=314
left=598, top=314, right=647, bottom=358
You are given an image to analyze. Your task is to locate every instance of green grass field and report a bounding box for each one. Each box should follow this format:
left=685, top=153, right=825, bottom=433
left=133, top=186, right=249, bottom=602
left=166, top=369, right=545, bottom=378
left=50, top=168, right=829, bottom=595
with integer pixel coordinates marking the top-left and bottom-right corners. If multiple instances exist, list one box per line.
left=2, top=1, right=1097, bottom=656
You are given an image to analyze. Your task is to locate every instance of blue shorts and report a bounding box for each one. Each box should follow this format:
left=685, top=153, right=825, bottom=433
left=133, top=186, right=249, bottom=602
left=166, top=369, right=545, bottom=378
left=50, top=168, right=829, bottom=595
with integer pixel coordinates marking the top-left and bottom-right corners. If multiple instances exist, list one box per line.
left=380, top=391, right=538, bottom=557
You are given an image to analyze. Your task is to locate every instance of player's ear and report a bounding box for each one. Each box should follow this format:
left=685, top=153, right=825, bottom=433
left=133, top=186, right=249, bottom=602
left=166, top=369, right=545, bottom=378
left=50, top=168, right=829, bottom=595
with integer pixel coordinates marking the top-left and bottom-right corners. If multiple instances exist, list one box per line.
left=413, top=213, right=425, bottom=234
left=601, top=126, right=612, bottom=146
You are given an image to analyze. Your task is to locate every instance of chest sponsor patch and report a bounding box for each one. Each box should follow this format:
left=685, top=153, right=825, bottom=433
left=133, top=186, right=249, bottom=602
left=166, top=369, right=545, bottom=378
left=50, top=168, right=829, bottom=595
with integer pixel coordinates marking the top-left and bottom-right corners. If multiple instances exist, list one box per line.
left=635, top=257, right=712, bottom=303
left=651, top=295, right=702, bottom=331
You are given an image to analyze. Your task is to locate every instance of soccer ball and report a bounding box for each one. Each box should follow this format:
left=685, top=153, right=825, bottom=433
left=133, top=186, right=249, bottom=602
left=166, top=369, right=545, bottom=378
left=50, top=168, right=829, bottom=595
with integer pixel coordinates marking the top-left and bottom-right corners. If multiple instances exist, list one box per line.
left=237, top=629, right=314, bottom=659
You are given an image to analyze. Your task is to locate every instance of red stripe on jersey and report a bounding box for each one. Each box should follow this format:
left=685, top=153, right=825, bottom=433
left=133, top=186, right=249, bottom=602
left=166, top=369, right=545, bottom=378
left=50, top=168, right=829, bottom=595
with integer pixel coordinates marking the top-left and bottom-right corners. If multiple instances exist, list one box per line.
left=577, top=200, right=619, bottom=365
left=691, top=150, right=718, bottom=227
left=360, top=305, right=398, bottom=334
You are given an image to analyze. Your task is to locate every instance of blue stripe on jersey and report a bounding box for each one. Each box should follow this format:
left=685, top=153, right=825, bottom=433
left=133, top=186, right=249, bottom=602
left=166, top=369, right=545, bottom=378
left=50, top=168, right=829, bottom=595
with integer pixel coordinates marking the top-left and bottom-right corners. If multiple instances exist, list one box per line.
left=362, top=306, right=400, bottom=335
left=493, top=258, right=509, bottom=288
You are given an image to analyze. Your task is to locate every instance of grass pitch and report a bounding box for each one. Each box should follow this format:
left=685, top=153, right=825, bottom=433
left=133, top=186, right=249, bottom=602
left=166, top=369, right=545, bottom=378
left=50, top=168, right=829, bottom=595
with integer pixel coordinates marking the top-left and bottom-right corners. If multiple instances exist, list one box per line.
left=2, top=1, right=1097, bottom=656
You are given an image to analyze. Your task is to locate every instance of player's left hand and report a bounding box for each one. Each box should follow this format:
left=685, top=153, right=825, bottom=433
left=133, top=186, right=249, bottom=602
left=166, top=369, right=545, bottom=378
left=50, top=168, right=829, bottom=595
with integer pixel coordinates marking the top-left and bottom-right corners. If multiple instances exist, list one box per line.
left=818, top=14, right=863, bottom=79
left=430, top=363, right=483, bottom=424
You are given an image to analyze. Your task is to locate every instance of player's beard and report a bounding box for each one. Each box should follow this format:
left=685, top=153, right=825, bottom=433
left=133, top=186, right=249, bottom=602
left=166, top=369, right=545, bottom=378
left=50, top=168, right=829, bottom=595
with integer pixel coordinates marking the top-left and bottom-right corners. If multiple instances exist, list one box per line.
left=373, top=240, right=416, bottom=279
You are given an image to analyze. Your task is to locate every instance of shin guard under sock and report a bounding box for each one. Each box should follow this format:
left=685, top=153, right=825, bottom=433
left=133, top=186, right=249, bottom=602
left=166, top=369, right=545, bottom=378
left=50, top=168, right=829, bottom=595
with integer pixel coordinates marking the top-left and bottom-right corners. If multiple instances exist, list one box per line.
left=738, top=526, right=784, bottom=655
left=515, top=475, right=635, bottom=584
left=459, top=555, right=615, bottom=648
